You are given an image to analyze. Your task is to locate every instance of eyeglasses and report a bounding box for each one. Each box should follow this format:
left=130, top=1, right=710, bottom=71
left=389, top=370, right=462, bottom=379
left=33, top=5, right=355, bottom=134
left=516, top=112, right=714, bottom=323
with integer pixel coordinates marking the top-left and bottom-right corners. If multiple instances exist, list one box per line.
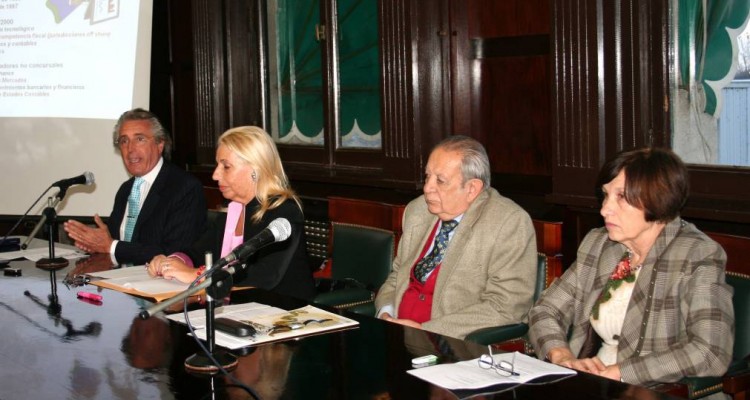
left=115, top=135, right=155, bottom=147
left=478, top=346, right=519, bottom=377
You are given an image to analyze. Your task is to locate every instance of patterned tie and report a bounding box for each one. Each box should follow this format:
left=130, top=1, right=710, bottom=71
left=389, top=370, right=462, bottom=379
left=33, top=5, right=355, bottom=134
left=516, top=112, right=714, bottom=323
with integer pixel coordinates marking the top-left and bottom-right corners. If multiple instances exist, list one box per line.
left=413, top=220, right=458, bottom=283
left=123, top=177, right=144, bottom=242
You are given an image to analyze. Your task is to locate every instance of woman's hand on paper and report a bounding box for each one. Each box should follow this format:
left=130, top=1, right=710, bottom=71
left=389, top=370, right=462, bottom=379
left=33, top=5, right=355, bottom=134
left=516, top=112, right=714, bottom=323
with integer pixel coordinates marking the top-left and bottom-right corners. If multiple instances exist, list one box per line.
left=547, top=347, right=606, bottom=375
left=146, top=255, right=167, bottom=277
left=147, top=255, right=194, bottom=283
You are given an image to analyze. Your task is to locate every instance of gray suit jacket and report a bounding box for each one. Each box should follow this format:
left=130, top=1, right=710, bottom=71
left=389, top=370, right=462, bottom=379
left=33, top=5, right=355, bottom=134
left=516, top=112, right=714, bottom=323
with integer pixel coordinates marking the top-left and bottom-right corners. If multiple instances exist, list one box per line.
left=375, top=188, right=537, bottom=339
left=529, top=218, right=734, bottom=385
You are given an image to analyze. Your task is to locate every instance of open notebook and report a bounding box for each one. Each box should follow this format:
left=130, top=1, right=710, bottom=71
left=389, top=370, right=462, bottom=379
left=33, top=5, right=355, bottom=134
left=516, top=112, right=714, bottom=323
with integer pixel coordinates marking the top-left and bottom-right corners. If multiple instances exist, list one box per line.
left=168, top=303, right=360, bottom=349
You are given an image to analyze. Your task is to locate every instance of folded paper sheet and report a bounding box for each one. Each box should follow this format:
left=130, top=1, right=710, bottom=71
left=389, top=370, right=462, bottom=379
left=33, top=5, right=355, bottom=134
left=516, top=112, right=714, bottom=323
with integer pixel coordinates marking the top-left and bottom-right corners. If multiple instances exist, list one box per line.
left=408, top=351, right=576, bottom=392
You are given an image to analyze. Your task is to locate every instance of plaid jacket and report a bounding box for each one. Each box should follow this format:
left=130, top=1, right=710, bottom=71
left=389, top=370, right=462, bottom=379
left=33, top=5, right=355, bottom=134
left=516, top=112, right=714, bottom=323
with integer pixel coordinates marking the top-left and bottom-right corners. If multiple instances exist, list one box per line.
left=529, top=218, right=734, bottom=386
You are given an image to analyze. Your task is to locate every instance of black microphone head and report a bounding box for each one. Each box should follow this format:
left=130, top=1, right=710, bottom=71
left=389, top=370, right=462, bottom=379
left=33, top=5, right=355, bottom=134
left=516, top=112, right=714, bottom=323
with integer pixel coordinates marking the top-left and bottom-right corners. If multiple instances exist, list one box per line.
left=83, top=171, right=95, bottom=185
left=268, top=218, right=292, bottom=242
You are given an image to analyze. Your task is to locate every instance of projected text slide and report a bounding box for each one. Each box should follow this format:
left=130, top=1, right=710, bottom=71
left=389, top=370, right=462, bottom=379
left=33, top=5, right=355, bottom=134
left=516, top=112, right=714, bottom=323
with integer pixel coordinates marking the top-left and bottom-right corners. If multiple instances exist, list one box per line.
left=0, top=0, right=139, bottom=119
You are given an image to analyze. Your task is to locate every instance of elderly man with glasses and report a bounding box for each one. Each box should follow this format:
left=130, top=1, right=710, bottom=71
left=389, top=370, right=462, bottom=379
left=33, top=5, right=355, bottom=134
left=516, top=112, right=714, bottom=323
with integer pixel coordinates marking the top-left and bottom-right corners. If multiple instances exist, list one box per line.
left=64, top=108, right=206, bottom=266
left=375, top=135, right=537, bottom=339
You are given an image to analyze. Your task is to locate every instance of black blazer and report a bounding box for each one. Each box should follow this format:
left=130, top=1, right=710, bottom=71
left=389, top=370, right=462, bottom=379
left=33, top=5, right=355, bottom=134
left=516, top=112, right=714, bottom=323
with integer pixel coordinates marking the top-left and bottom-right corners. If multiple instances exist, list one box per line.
left=186, top=198, right=315, bottom=301
left=109, top=161, right=207, bottom=265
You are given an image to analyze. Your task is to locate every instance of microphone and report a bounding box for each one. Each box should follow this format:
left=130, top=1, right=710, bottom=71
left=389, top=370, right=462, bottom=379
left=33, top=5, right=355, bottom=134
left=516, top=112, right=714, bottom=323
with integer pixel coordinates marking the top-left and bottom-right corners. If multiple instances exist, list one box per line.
left=139, top=218, right=292, bottom=320
left=53, top=172, right=95, bottom=199
left=213, top=218, right=292, bottom=269
left=19, top=172, right=96, bottom=250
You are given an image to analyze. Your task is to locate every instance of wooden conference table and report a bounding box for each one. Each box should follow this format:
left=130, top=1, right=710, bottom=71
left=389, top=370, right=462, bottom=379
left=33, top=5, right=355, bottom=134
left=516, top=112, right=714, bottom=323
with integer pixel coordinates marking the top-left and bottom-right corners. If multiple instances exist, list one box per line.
left=0, top=255, right=679, bottom=399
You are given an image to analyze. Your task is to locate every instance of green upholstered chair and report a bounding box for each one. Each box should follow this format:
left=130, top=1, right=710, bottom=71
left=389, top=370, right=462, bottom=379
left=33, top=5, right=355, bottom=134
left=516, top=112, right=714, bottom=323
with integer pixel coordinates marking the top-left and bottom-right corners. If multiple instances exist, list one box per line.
left=652, top=271, right=750, bottom=399
left=465, top=252, right=550, bottom=347
left=650, top=232, right=750, bottom=399
left=721, top=272, right=750, bottom=399
left=313, top=222, right=395, bottom=310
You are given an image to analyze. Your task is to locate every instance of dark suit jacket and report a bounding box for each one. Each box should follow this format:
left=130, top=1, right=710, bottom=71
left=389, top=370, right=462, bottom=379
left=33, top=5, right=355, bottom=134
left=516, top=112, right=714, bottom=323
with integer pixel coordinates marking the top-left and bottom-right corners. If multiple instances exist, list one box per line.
left=109, top=161, right=207, bottom=265
left=185, top=198, right=316, bottom=301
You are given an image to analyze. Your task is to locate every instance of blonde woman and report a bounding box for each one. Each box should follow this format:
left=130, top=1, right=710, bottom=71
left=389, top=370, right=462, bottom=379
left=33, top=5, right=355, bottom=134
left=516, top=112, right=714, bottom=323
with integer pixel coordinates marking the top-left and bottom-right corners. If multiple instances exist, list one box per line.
left=148, top=126, right=315, bottom=300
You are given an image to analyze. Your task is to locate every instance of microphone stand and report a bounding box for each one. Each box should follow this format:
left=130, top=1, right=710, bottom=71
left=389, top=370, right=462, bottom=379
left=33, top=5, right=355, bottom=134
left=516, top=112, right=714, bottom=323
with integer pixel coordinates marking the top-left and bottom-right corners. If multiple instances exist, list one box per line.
left=140, top=253, right=238, bottom=375
left=32, top=196, right=69, bottom=271
left=20, top=196, right=53, bottom=250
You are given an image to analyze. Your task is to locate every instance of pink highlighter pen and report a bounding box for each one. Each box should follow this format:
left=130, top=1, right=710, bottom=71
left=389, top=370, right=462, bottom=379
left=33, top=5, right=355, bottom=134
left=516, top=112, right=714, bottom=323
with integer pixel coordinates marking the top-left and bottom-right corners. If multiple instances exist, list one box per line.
left=77, top=291, right=103, bottom=302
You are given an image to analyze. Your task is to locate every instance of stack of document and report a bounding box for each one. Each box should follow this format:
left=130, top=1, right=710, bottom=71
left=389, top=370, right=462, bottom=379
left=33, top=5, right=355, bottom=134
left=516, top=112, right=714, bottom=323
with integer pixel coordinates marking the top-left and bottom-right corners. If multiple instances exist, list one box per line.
left=408, top=351, right=576, bottom=397
left=87, top=266, right=191, bottom=302
left=168, top=303, right=360, bottom=349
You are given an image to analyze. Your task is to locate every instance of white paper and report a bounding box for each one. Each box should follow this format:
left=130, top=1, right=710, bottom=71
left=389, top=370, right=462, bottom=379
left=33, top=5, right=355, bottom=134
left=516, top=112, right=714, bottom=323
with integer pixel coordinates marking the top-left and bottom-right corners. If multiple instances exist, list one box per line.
left=407, top=352, right=576, bottom=390
left=167, top=302, right=283, bottom=329
left=87, top=265, right=190, bottom=294
left=0, top=245, right=86, bottom=261
left=169, top=304, right=359, bottom=349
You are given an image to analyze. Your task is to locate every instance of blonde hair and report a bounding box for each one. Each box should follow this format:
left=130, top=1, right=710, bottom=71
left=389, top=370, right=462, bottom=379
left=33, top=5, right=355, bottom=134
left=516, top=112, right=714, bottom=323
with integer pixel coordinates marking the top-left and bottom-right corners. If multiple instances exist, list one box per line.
left=218, top=126, right=300, bottom=222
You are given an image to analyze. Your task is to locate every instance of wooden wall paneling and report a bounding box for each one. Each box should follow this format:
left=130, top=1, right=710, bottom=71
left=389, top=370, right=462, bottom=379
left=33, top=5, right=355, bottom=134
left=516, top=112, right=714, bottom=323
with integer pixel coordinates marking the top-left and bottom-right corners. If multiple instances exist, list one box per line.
left=327, top=196, right=406, bottom=250
left=550, top=0, right=672, bottom=265
left=149, top=0, right=175, bottom=150
left=403, top=0, right=451, bottom=175
left=447, top=1, right=472, bottom=137
left=550, top=0, right=669, bottom=205
left=463, top=0, right=553, bottom=194
left=479, top=55, right=551, bottom=176
left=549, top=0, right=602, bottom=203
left=224, top=1, right=263, bottom=128
left=192, top=0, right=228, bottom=164
left=599, top=0, right=669, bottom=154
left=380, top=0, right=412, bottom=162
left=467, top=0, right=551, bottom=37
left=151, top=0, right=198, bottom=169
left=322, top=0, right=338, bottom=166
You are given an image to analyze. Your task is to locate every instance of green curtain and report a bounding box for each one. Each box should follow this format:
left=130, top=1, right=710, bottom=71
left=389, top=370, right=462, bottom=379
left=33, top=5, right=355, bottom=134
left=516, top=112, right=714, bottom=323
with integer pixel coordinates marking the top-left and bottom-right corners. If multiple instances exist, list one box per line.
left=272, top=0, right=381, bottom=148
left=337, top=0, right=381, bottom=148
left=678, top=0, right=750, bottom=116
left=275, top=0, right=324, bottom=144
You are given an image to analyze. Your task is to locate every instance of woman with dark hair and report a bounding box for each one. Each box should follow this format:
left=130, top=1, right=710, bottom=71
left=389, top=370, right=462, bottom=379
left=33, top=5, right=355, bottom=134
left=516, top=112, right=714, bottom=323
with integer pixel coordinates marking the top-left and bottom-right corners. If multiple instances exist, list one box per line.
left=529, top=147, right=734, bottom=388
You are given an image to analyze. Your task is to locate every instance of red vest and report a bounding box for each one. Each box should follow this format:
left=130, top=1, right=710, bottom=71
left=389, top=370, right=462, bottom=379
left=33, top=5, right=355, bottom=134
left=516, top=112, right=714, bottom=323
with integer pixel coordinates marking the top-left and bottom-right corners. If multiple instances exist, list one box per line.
left=398, top=222, right=442, bottom=323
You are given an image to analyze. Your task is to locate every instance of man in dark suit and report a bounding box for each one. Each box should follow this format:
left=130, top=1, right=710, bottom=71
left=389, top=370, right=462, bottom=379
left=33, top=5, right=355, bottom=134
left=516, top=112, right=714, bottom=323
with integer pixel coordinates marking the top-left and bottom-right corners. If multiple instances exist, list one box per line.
left=64, top=108, right=206, bottom=265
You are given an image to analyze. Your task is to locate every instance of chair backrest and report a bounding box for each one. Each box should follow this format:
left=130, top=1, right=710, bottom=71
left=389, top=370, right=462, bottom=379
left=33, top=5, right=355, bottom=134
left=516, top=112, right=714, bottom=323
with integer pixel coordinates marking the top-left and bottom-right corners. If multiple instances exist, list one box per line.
left=706, top=232, right=750, bottom=361
left=534, top=253, right=548, bottom=302
left=727, top=272, right=750, bottom=360
left=330, top=222, right=395, bottom=291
